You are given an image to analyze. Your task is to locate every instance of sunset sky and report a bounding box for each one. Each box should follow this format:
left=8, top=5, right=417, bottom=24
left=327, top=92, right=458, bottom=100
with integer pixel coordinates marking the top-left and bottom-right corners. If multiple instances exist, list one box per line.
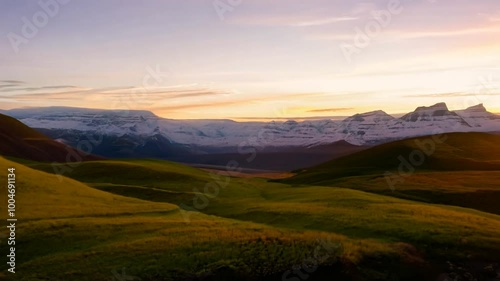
left=1, top=0, right=500, bottom=120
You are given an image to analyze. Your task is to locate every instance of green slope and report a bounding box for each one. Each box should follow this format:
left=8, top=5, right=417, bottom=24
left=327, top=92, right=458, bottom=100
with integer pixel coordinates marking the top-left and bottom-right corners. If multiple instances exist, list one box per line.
left=286, top=132, right=500, bottom=185
left=28, top=158, right=500, bottom=261
left=0, top=157, right=404, bottom=281
left=0, top=157, right=177, bottom=220
left=5, top=150, right=500, bottom=280
left=282, top=132, right=500, bottom=215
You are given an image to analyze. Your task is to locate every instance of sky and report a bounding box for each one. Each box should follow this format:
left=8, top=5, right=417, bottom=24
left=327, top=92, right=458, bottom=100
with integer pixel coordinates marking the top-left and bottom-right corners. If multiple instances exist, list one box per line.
left=1, top=0, right=500, bottom=120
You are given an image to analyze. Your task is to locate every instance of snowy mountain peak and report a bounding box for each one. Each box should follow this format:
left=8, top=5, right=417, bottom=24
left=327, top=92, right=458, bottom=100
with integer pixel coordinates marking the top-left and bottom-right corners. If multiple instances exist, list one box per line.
left=344, top=110, right=394, bottom=123
left=360, top=110, right=392, bottom=117
left=415, top=102, right=449, bottom=113
left=400, top=102, right=460, bottom=122
left=455, top=103, right=499, bottom=125
left=463, top=103, right=487, bottom=113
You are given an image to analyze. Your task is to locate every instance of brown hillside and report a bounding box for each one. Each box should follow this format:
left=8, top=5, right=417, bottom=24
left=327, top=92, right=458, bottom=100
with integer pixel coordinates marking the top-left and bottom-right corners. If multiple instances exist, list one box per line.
left=0, top=113, right=102, bottom=163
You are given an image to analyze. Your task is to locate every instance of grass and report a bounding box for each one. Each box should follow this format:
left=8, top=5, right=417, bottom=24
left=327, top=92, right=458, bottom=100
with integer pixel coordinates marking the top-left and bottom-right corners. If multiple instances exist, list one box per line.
left=316, top=171, right=500, bottom=215
left=28, top=159, right=212, bottom=192
left=3, top=133, right=500, bottom=280
left=0, top=157, right=401, bottom=281
left=32, top=158, right=500, bottom=261
left=14, top=213, right=365, bottom=281
left=285, top=132, right=500, bottom=184
left=0, top=159, right=177, bottom=221
left=282, top=133, right=500, bottom=215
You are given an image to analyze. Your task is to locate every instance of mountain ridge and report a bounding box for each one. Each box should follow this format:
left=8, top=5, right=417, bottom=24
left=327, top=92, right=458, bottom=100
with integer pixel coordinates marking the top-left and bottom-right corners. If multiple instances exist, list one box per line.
left=1, top=103, right=499, bottom=161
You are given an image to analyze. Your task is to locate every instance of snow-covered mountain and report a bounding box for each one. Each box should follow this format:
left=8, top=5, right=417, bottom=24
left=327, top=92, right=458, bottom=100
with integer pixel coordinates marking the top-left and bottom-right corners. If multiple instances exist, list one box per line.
left=3, top=103, right=499, bottom=149
left=455, top=103, right=500, bottom=129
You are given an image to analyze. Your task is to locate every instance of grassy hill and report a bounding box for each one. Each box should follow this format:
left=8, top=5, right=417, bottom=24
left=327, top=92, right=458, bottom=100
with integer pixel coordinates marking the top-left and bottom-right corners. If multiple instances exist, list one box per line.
left=0, top=157, right=408, bottom=281
left=283, top=132, right=500, bottom=214
left=287, top=132, right=500, bottom=182
left=29, top=159, right=500, bottom=261
left=3, top=131, right=500, bottom=280
left=0, top=113, right=101, bottom=163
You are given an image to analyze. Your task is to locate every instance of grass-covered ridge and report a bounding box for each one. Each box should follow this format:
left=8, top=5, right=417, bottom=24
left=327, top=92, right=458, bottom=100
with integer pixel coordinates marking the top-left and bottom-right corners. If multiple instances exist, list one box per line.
left=282, top=132, right=500, bottom=214
left=286, top=132, right=500, bottom=184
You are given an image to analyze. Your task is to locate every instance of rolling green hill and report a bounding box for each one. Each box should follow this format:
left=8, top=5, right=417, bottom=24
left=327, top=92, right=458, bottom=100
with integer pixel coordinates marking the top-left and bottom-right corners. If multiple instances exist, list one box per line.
left=3, top=131, right=500, bottom=280
left=287, top=132, right=500, bottom=183
left=315, top=171, right=500, bottom=215
left=0, top=157, right=404, bottom=281
left=29, top=158, right=500, bottom=262
left=283, top=132, right=500, bottom=214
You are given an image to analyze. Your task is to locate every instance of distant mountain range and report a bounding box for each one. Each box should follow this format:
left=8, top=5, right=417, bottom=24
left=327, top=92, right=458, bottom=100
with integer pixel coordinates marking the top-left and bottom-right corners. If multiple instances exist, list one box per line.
left=1, top=103, right=499, bottom=170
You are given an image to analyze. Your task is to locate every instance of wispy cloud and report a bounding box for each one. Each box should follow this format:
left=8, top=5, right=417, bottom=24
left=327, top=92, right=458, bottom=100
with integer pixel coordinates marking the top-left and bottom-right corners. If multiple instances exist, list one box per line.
left=0, top=81, right=252, bottom=114
left=307, top=107, right=354, bottom=113
left=153, top=92, right=324, bottom=112
left=167, top=90, right=230, bottom=99
left=396, top=26, right=500, bottom=39
left=0, top=85, right=79, bottom=93
left=332, top=64, right=499, bottom=79
left=478, top=12, right=500, bottom=22
left=3, top=88, right=97, bottom=100
left=0, top=80, right=25, bottom=84
left=0, top=85, right=19, bottom=89
left=311, top=25, right=500, bottom=41
left=230, top=14, right=358, bottom=27
left=0, top=80, right=26, bottom=89
left=232, top=115, right=348, bottom=121
left=405, top=92, right=500, bottom=98
left=291, top=16, right=358, bottom=27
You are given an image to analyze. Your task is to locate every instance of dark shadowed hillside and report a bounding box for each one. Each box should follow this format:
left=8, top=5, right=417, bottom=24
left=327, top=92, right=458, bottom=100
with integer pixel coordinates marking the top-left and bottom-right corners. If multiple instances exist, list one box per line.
left=286, top=132, right=500, bottom=184
left=283, top=132, right=500, bottom=215
left=0, top=113, right=102, bottom=163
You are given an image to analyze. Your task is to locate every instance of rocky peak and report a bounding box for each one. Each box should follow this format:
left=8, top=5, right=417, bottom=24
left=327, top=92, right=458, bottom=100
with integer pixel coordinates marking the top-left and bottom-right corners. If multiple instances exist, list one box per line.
left=400, top=103, right=456, bottom=122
